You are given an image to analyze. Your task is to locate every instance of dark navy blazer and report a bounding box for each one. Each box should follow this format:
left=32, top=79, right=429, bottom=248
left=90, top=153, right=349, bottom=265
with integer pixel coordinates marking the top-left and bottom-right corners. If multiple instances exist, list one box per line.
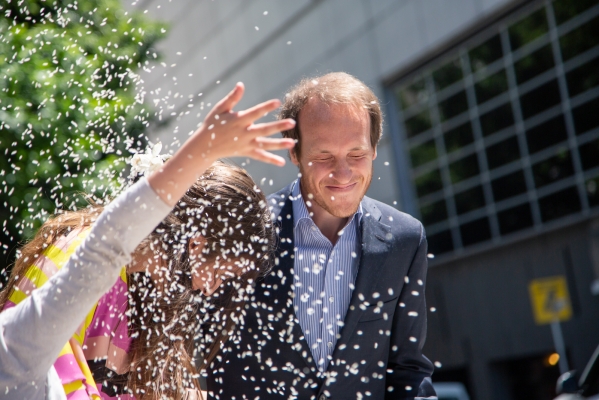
left=206, top=185, right=435, bottom=399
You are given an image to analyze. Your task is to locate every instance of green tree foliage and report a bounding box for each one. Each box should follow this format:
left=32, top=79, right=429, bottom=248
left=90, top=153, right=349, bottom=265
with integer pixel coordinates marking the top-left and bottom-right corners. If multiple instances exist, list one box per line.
left=0, top=0, right=166, bottom=272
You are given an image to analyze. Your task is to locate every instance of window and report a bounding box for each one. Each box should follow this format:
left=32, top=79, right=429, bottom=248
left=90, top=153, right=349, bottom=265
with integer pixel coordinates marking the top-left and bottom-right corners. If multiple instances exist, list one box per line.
left=460, top=217, right=492, bottom=246
left=525, top=115, right=568, bottom=154
left=438, top=90, right=469, bottom=122
left=455, top=185, right=486, bottom=215
left=390, top=0, right=599, bottom=256
left=444, top=122, right=475, bottom=153
left=587, top=177, right=599, bottom=207
left=538, top=186, right=581, bottom=222
left=559, top=15, right=599, bottom=61
left=566, top=55, right=599, bottom=96
left=579, top=138, right=599, bottom=170
left=480, top=103, right=514, bottom=136
left=475, top=69, right=509, bottom=103
left=486, top=136, right=521, bottom=169
left=532, top=149, right=574, bottom=188
left=519, top=79, right=561, bottom=119
left=449, top=154, right=480, bottom=184
left=514, top=45, right=555, bottom=84
left=492, top=171, right=527, bottom=202
left=420, top=199, right=449, bottom=226
left=498, top=204, right=534, bottom=234
left=572, top=97, right=599, bottom=135
left=433, top=58, right=463, bottom=91
left=414, top=169, right=443, bottom=198
left=410, top=139, right=438, bottom=168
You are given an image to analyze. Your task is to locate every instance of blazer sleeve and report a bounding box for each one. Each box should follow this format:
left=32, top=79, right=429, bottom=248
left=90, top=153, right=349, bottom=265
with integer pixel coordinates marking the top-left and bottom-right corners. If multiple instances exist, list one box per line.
left=385, top=224, right=435, bottom=400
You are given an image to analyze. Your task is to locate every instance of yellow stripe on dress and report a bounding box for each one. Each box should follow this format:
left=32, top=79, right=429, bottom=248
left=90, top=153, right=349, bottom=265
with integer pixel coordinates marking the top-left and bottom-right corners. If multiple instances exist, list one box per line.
left=7, top=232, right=89, bottom=306
left=7, top=287, right=28, bottom=306
left=22, top=265, right=50, bottom=287
left=63, top=380, right=86, bottom=395
left=43, top=244, right=70, bottom=270
left=120, top=266, right=128, bottom=284
left=45, top=233, right=86, bottom=270
left=73, top=305, right=97, bottom=346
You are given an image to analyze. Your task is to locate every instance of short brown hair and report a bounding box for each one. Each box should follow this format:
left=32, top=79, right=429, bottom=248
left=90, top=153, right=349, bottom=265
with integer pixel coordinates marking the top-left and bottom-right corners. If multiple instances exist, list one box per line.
left=278, top=72, right=383, bottom=155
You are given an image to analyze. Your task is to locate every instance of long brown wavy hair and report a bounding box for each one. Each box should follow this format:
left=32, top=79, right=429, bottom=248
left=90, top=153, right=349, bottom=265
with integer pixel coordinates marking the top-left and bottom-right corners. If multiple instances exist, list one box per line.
left=0, top=161, right=275, bottom=399
left=123, top=161, right=275, bottom=399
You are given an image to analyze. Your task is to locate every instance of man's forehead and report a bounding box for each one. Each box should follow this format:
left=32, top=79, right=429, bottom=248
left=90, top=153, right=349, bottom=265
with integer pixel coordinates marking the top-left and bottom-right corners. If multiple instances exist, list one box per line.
left=302, top=134, right=372, bottom=155
left=300, top=98, right=367, bottom=121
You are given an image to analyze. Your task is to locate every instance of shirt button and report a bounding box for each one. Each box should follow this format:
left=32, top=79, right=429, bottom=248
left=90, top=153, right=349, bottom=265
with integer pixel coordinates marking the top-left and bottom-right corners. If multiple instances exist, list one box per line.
left=327, top=342, right=333, bottom=348
left=329, top=296, right=334, bottom=302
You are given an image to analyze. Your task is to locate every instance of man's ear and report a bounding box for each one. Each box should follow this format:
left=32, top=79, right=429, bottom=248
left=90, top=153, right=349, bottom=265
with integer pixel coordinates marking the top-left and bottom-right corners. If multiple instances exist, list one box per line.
left=289, top=148, right=300, bottom=166
left=188, top=235, right=207, bottom=259
left=373, top=146, right=377, bottom=161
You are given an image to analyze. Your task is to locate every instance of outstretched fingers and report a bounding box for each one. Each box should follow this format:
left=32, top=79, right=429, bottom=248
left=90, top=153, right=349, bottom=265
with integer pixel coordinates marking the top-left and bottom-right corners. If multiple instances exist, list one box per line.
left=237, top=99, right=282, bottom=123
left=248, top=119, right=296, bottom=137
left=253, top=137, right=295, bottom=151
left=250, top=148, right=287, bottom=167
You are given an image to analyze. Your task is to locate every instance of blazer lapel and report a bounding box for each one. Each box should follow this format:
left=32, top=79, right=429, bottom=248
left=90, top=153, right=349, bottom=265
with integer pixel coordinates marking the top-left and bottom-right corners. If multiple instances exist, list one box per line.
left=332, top=198, right=392, bottom=352
left=264, top=186, right=319, bottom=372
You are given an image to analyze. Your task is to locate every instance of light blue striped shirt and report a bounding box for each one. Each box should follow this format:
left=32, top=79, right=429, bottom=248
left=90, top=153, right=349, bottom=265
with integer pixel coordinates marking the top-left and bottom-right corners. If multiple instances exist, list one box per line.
left=291, top=180, right=363, bottom=372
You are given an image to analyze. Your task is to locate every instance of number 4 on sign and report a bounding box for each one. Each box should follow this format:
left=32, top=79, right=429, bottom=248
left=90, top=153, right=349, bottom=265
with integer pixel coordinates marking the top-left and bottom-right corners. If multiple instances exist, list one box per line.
left=528, top=276, right=573, bottom=326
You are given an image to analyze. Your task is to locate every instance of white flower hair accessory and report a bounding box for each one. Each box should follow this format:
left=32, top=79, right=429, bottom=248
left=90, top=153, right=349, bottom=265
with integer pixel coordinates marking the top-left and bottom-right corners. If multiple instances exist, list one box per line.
left=129, top=142, right=170, bottom=176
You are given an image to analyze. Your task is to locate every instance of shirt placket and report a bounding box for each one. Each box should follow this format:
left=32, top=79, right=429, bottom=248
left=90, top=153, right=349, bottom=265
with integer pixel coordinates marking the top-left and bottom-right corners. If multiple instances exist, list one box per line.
left=308, top=222, right=332, bottom=370
left=322, top=248, right=339, bottom=371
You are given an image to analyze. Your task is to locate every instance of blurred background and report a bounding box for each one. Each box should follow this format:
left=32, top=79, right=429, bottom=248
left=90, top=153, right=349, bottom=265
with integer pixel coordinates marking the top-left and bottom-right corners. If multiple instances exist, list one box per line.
left=132, top=0, right=599, bottom=398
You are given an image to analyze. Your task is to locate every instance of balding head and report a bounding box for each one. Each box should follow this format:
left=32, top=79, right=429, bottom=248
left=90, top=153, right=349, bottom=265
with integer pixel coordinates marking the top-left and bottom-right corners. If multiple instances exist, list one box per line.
left=278, top=72, right=383, bottom=156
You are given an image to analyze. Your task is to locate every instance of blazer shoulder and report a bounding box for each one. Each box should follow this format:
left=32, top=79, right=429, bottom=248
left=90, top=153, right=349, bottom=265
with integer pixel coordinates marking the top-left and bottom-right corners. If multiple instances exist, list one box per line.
left=363, top=197, right=424, bottom=243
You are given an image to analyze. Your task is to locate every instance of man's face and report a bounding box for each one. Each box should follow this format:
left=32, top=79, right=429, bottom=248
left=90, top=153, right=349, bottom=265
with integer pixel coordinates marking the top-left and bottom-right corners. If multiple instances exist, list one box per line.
left=291, top=100, right=376, bottom=219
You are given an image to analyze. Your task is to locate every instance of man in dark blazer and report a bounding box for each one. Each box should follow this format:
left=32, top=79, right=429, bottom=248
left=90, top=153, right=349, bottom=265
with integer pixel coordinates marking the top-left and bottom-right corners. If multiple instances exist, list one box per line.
left=206, top=72, right=436, bottom=399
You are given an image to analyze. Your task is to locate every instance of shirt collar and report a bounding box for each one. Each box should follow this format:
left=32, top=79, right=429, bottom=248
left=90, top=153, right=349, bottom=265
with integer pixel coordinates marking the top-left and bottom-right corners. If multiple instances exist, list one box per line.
left=290, top=179, right=363, bottom=229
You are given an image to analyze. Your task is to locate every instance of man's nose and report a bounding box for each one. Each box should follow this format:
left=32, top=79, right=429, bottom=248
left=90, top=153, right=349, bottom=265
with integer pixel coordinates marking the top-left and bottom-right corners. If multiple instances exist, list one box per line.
left=330, top=159, right=352, bottom=183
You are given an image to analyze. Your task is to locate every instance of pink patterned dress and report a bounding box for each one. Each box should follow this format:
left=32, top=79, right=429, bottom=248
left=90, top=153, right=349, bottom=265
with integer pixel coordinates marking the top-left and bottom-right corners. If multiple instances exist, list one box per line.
left=3, top=228, right=135, bottom=399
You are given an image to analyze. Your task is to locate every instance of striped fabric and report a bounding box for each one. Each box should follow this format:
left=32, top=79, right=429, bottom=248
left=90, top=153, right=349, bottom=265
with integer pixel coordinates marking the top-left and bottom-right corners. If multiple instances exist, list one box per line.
left=4, top=227, right=136, bottom=399
left=3, top=229, right=102, bottom=400
left=4, top=227, right=138, bottom=399
left=290, top=180, right=362, bottom=372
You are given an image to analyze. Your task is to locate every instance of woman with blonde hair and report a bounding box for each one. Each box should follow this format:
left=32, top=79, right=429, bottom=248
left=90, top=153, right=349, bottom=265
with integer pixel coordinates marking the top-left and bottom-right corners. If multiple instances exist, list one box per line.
left=0, top=83, right=295, bottom=400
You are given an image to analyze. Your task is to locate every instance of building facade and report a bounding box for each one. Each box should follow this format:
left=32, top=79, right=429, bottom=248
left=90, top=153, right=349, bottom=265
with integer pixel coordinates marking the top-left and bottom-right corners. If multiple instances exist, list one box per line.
left=134, top=0, right=599, bottom=398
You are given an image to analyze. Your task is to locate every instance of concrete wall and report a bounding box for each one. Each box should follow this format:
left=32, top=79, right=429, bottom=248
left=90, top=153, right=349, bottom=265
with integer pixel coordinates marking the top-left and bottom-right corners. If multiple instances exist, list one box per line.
left=130, top=0, right=514, bottom=207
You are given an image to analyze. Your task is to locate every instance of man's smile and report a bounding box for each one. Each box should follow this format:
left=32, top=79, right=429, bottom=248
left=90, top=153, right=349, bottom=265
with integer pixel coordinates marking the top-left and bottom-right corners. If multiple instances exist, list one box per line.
left=324, top=182, right=358, bottom=192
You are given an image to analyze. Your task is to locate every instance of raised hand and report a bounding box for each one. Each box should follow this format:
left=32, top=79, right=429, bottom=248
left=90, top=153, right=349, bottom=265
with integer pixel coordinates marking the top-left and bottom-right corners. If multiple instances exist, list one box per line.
left=200, top=82, right=295, bottom=166
left=196, top=83, right=295, bottom=166
left=147, top=83, right=295, bottom=206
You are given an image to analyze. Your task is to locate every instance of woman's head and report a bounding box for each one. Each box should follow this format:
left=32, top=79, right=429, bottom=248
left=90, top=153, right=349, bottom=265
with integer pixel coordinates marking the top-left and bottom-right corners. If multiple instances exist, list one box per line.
left=176, top=161, right=274, bottom=294
left=127, top=161, right=275, bottom=398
